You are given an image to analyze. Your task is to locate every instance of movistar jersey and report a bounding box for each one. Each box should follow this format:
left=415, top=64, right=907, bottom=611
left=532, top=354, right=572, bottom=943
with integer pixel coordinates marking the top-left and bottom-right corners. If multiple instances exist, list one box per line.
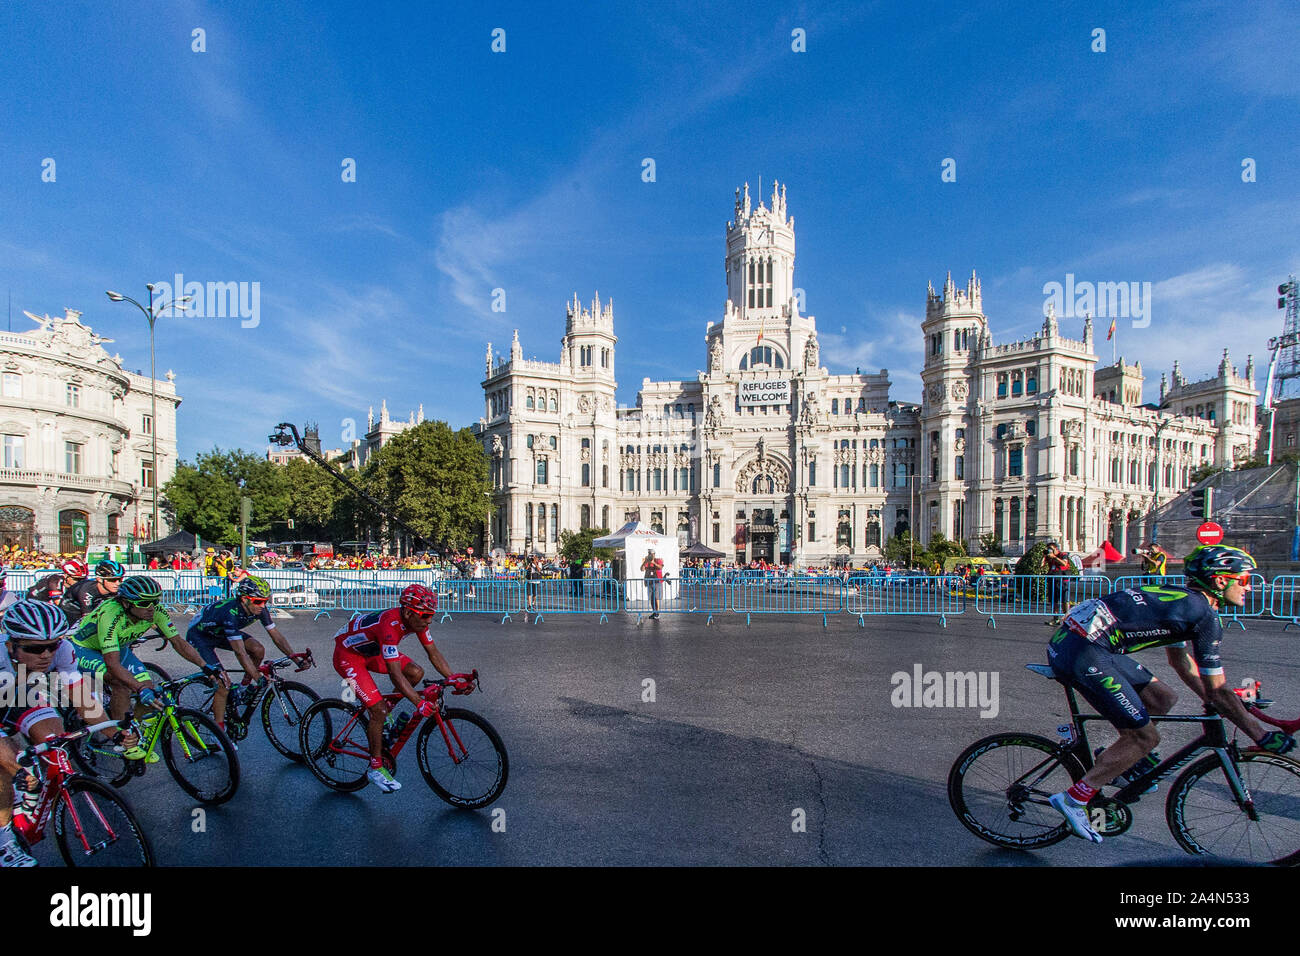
left=71, top=599, right=178, bottom=655
left=189, top=596, right=275, bottom=641
left=1061, top=585, right=1222, bottom=674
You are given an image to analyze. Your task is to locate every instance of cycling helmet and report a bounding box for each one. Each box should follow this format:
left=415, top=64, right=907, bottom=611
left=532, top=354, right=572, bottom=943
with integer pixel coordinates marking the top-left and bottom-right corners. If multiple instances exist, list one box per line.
left=1184, top=545, right=1257, bottom=600
left=399, top=583, right=438, bottom=614
left=117, top=575, right=163, bottom=607
left=61, top=558, right=89, bottom=579
left=95, top=558, right=125, bottom=579
left=236, top=575, right=272, bottom=599
left=3, top=599, right=71, bottom=643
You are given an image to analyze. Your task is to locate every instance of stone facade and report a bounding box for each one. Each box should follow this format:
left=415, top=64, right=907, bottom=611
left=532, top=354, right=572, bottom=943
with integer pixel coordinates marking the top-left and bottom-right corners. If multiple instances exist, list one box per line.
left=0, top=309, right=181, bottom=551
left=474, top=184, right=1258, bottom=562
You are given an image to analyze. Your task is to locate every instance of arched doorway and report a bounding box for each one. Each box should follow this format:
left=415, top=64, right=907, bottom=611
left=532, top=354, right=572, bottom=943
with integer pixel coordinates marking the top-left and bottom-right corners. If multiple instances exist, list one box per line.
left=0, top=505, right=35, bottom=550
left=58, top=509, right=89, bottom=553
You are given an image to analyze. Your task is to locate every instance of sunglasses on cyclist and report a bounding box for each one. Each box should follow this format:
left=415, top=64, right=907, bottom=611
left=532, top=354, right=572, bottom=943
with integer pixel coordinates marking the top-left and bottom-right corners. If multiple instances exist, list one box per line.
left=406, top=609, right=435, bottom=619
left=13, top=642, right=58, bottom=654
left=244, top=596, right=269, bottom=605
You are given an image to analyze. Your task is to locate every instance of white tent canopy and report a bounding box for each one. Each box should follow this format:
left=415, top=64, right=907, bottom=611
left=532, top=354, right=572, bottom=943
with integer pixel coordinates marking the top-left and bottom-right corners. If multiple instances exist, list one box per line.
left=593, top=521, right=680, bottom=609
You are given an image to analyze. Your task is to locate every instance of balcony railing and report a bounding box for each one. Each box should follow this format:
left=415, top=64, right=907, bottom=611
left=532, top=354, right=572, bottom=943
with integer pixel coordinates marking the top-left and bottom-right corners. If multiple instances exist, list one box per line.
left=0, top=469, right=137, bottom=497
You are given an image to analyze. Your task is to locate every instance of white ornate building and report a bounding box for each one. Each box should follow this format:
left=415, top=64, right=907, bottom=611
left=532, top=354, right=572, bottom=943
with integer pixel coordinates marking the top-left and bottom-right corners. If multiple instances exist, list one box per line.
left=0, top=309, right=181, bottom=551
left=473, top=183, right=1258, bottom=562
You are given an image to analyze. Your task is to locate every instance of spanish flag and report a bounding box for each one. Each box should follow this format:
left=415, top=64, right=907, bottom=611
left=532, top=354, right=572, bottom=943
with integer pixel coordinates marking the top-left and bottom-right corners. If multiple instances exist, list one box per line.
left=1107, top=317, right=1116, bottom=340
left=757, top=312, right=765, bottom=344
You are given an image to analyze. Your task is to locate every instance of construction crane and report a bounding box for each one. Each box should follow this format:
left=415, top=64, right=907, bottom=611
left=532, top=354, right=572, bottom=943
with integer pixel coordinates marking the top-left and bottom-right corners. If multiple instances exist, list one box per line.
left=268, top=421, right=435, bottom=554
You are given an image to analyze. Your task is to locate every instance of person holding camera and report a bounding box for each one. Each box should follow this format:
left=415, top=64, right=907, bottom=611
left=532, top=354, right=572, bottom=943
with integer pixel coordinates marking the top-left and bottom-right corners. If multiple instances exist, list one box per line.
left=1134, top=542, right=1167, bottom=577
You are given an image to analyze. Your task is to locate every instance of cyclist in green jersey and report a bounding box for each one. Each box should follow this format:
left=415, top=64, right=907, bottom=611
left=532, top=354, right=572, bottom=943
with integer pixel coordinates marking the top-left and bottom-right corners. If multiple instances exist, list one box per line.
left=71, top=577, right=207, bottom=757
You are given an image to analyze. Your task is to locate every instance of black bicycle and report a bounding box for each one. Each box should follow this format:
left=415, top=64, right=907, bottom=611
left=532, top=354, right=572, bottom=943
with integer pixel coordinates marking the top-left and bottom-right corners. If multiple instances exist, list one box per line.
left=172, top=651, right=318, bottom=761
left=948, top=663, right=1300, bottom=865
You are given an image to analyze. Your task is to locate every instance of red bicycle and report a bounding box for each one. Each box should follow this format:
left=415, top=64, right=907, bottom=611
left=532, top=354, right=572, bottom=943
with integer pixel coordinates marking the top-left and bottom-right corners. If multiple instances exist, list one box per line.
left=298, top=671, right=508, bottom=808
left=12, top=718, right=154, bottom=866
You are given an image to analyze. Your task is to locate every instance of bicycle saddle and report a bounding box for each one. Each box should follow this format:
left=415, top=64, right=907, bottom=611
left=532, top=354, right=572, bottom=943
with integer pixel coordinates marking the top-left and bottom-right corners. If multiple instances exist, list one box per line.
left=1025, top=663, right=1059, bottom=681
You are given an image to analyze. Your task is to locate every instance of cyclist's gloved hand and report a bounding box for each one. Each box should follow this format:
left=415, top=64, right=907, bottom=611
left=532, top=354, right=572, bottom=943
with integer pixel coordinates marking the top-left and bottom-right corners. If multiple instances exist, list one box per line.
left=416, top=699, right=437, bottom=718
left=1254, top=730, right=1296, bottom=755
left=137, top=687, right=160, bottom=709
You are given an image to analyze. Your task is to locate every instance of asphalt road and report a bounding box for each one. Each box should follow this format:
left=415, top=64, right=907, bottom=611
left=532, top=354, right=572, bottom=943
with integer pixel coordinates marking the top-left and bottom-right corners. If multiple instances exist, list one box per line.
left=28, top=607, right=1300, bottom=866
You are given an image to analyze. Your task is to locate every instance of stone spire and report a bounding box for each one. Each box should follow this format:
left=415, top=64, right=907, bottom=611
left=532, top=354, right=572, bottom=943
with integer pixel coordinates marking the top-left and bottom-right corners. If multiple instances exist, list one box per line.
left=367, top=405, right=374, bottom=430
left=1159, top=372, right=1167, bottom=403
left=1219, top=349, right=1230, bottom=377
left=510, top=330, right=522, bottom=361
left=1042, top=300, right=1058, bottom=337
left=1245, top=354, right=1255, bottom=382
left=417, top=403, right=424, bottom=423
left=380, top=399, right=389, bottom=423
left=485, top=342, right=493, bottom=377
left=1083, top=313, right=1094, bottom=347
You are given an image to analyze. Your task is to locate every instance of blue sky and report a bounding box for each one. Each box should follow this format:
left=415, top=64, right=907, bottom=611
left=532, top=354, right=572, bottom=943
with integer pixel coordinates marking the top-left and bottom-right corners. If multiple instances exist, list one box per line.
left=2, top=0, right=1297, bottom=461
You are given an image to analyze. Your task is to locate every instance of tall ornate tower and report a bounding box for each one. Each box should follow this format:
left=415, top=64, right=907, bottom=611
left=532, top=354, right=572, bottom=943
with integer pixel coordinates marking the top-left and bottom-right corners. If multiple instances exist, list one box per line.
left=919, top=270, right=986, bottom=543
left=560, top=291, right=617, bottom=384
left=725, top=180, right=796, bottom=321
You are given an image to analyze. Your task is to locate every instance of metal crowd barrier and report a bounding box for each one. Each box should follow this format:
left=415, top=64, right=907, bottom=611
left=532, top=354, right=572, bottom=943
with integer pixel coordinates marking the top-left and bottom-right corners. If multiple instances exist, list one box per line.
left=522, top=578, right=620, bottom=624
left=437, top=579, right=521, bottom=624
left=1269, top=575, right=1300, bottom=630
left=728, top=575, right=844, bottom=627
left=1112, top=573, right=1265, bottom=630
left=975, top=574, right=1112, bottom=628
left=845, top=574, right=966, bottom=627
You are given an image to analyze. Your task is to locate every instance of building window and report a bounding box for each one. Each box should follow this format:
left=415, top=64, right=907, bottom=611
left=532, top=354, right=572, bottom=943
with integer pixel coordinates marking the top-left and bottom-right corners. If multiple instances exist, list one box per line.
left=581, top=463, right=590, bottom=487
left=142, top=414, right=153, bottom=436
left=712, top=522, right=721, bottom=543
left=1026, top=371, right=1038, bottom=395
left=807, top=522, right=815, bottom=542
left=550, top=504, right=558, bottom=541
left=65, top=441, right=83, bottom=475
left=141, top=459, right=155, bottom=488
left=549, top=436, right=557, bottom=449
left=893, top=462, right=908, bottom=488
left=840, top=464, right=850, bottom=487
left=1008, top=448, right=1023, bottom=477
left=808, top=460, right=816, bottom=486
left=1011, top=373, right=1023, bottom=397
left=997, top=375, right=1008, bottom=399
left=602, top=506, right=609, bottom=528
left=954, top=455, right=964, bottom=479
left=931, top=458, right=939, bottom=481
left=2, top=435, right=23, bottom=470
left=1009, top=497, right=1021, bottom=541
left=580, top=505, right=590, bottom=529
left=537, top=459, right=548, bottom=484
left=526, top=435, right=534, bottom=449
left=66, top=384, right=80, bottom=408
left=1026, top=420, right=1036, bottom=437
left=526, top=394, right=534, bottom=410
left=602, top=464, right=609, bottom=487
left=1, top=373, right=20, bottom=398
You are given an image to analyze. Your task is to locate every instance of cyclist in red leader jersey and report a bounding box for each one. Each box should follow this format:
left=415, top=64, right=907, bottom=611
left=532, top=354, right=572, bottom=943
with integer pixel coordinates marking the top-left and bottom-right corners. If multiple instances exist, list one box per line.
left=332, top=583, right=472, bottom=793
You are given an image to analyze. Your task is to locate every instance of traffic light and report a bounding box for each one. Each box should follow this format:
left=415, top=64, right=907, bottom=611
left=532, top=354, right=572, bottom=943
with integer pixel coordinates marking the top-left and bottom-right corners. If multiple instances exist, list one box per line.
left=1190, top=487, right=1213, bottom=519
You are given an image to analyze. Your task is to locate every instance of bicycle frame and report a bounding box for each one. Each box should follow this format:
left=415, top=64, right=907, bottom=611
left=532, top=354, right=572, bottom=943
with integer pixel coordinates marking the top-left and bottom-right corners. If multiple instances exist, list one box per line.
left=17, top=721, right=127, bottom=854
left=1051, top=680, right=1254, bottom=814
left=327, top=684, right=472, bottom=766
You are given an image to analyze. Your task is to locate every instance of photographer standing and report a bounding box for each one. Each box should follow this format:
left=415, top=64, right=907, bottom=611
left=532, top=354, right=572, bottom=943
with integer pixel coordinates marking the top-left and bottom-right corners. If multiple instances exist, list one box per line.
left=1135, top=542, right=1168, bottom=577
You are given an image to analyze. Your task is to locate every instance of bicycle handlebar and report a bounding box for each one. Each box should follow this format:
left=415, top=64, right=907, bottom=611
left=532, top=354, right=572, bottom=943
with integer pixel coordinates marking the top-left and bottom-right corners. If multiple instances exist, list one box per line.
left=16, top=718, right=130, bottom=767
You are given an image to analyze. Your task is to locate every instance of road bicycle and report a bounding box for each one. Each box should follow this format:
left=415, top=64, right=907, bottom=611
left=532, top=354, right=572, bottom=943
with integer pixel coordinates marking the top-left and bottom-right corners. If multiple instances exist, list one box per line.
left=170, top=650, right=318, bottom=761
left=298, top=670, right=508, bottom=808
left=66, top=677, right=240, bottom=805
left=11, top=717, right=154, bottom=866
left=948, top=663, right=1300, bottom=865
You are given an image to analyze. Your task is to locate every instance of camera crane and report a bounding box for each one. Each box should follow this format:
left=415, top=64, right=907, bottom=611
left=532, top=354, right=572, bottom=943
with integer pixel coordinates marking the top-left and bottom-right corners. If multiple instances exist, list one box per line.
left=268, top=421, right=435, bottom=554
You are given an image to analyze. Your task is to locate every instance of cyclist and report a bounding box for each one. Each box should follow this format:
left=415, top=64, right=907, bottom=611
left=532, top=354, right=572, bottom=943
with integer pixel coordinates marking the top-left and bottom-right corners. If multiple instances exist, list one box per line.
left=0, top=601, right=102, bottom=867
left=1046, top=544, right=1294, bottom=843
left=61, top=559, right=124, bottom=627
left=331, top=583, right=471, bottom=793
left=26, top=558, right=87, bottom=604
left=185, top=575, right=306, bottom=730
left=70, top=575, right=208, bottom=758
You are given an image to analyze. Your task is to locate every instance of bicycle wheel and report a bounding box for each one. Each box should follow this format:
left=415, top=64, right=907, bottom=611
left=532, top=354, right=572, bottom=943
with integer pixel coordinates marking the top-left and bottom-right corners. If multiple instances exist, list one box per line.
left=173, top=677, right=216, bottom=714
left=54, top=776, right=155, bottom=867
left=417, top=707, right=508, bottom=809
left=63, top=711, right=133, bottom=787
left=159, top=707, right=240, bottom=805
left=948, top=733, right=1084, bottom=849
left=260, top=681, right=320, bottom=762
left=1167, top=751, right=1300, bottom=865
left=299, top=699, right=371, bottom=792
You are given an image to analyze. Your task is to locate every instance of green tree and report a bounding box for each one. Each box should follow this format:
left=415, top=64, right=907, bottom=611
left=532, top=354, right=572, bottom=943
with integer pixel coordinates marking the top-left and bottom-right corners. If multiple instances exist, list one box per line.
left=883, top=532, right=915, bottom=565
left=282, top=457, right=347, bottom=540
left=162, top=448, right=288, bottom=545
left=1189, top=464, right=1218, bottom=485
left=558, top=528, right=614, bottom=566
left=978, top=532, right=1003, bottom=557
left=362, top=420, right=492, bottom=548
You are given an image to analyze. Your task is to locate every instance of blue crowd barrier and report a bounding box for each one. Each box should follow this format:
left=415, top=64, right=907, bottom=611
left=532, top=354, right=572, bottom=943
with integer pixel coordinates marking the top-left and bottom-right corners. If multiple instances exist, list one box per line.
left=975, top=574, right=1112, bottom=628
left=437, top=579, right=521, bottom=624
left=728, top=575, right=844, bottom=627
left=521, top=577, right=619, bottom=624
left=845, top=574, right=965, bottom=627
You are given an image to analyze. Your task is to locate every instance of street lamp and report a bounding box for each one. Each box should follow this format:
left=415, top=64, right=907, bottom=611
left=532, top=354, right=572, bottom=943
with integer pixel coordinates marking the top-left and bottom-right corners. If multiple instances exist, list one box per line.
left=105, top=286, right=192, bottom=544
